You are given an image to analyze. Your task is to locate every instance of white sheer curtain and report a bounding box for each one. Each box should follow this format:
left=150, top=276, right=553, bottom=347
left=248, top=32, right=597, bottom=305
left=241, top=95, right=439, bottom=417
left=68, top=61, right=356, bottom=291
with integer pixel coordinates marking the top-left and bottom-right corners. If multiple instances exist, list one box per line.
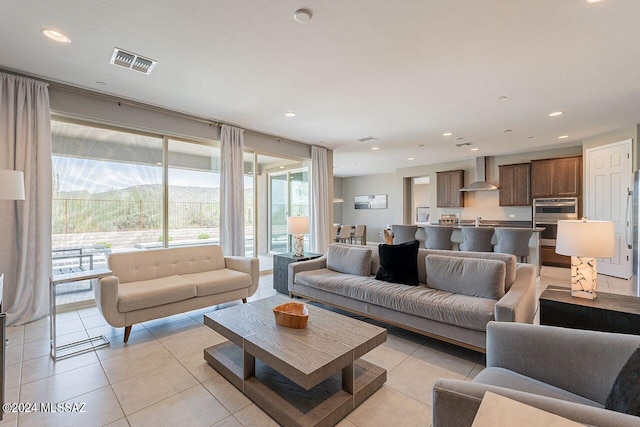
left=310, top=146, right=331, bottom=254
left=220, top=124, right=245, bottom=256
left=0, top=72, right=52, bottom=326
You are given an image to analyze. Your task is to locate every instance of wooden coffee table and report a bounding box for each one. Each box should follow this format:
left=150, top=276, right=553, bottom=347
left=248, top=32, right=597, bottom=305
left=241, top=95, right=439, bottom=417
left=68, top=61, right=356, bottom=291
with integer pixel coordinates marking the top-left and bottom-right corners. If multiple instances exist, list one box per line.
left=203, top=295, right=387, bottom=427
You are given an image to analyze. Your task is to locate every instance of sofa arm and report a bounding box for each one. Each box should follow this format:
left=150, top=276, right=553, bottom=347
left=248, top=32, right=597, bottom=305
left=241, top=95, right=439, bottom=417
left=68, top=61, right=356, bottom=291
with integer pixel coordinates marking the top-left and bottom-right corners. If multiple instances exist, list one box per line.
left=494, top=263, right=536, bottom=323
left=486, top=321, right=640, bottom=404
left=225, top=256, right=260, bottom=297
left=288, top=255, right=327, bottom=292
left=94, top=275, right=126, bottom=327
left=433, top=378, right=640, bottom=427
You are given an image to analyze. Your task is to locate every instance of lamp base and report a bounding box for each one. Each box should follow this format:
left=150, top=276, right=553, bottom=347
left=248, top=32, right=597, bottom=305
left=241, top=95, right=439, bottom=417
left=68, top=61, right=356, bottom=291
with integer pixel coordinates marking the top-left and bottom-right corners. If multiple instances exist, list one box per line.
left=570, top=256, right=597, bottom=300
left=292, top=234, right=304, bottom=257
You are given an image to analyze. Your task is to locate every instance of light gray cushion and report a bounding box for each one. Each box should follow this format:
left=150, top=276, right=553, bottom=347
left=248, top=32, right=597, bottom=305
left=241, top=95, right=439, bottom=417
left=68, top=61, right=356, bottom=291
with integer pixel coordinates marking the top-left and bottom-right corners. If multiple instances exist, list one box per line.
left=117, top=275, right=197, bottom=312
left=473, top=367, right=602, bottom=408
left=294, top=269, right=495, bottom=331
left=418, top=249, right=517, bottom=291
left=426, top=255, right=506, bottom=300
left=326, top=244, right=372, bottom=276
left=181, top=269, right=252, bottom=296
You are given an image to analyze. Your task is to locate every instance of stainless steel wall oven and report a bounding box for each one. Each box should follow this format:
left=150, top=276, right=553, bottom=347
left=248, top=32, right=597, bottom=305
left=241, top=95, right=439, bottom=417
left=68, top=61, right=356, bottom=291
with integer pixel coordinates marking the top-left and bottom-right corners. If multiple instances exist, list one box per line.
left=533, top=197, right=579, bottom=247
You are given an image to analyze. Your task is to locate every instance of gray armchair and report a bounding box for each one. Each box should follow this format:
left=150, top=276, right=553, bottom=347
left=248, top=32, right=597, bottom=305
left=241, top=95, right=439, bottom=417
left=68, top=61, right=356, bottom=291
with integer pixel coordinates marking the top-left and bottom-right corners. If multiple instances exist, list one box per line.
left=433, top=322, right=640, bottom=427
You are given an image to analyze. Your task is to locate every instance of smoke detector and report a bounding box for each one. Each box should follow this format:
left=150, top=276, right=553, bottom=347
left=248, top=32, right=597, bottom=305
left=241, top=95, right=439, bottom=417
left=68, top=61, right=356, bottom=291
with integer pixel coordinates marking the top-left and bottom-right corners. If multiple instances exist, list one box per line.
left=110, top=48, right=157, bottom=75
left=293, top=9, right=313, bottom=23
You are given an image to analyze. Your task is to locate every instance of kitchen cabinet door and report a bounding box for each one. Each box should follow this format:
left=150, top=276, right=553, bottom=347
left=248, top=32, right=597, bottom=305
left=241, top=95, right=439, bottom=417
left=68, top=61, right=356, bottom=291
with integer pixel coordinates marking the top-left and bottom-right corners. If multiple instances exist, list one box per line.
left=499, top=163, right=531, bottom=206
left=531, top=160, right=555, bottom=198
left=531, top=156, right=581, bottom=198
left=436, top=170, right=464, bottom=207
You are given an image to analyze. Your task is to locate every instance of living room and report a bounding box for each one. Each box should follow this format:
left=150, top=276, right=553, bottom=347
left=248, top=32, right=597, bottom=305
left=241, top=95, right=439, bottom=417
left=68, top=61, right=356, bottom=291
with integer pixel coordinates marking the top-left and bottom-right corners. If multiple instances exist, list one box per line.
left=1, top=1, right=640, bottom=426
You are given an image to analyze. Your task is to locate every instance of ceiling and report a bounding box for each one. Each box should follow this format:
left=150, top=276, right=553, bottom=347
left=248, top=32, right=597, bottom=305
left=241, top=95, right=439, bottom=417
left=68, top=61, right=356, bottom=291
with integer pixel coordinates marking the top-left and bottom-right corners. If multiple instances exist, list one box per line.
left=1, top=1, right=639, bottom=177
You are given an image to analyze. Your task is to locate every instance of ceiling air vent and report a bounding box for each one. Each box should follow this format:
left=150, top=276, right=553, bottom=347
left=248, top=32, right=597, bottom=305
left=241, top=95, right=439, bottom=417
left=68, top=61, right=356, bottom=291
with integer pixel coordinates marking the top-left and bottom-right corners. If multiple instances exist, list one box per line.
left=357, top=136, right=378, bottom=143
left=110, top=48, right=157, bottom=75
left=455, top=142, right=472, bottom=147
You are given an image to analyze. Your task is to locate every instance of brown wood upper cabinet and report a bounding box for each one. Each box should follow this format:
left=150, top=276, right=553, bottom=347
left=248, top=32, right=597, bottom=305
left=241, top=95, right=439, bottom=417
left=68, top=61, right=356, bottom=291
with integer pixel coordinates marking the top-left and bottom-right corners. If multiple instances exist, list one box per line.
left=498, top=163, right=531, bottom=206
left=436, top=170, right=465, bottom=207
left=531, top=156, right=582, bottom=198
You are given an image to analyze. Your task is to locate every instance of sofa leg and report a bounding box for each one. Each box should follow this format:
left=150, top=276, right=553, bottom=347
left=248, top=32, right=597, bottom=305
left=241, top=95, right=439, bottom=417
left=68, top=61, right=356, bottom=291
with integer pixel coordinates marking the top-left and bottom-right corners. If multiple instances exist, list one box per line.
left=242, top=298, right=247, bottom=304
left=124, top=325, right=132, bottom=343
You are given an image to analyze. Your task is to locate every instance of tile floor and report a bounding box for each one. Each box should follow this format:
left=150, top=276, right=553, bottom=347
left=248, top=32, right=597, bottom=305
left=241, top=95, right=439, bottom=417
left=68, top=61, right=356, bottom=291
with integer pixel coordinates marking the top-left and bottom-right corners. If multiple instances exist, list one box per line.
left=1, top=267, right=635, bottom=427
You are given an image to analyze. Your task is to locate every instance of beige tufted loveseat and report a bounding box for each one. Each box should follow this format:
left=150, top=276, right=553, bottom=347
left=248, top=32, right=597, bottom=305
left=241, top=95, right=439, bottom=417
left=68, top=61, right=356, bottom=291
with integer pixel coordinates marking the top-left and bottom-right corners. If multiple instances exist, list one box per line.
left=95, top=245, right=259, bottom=342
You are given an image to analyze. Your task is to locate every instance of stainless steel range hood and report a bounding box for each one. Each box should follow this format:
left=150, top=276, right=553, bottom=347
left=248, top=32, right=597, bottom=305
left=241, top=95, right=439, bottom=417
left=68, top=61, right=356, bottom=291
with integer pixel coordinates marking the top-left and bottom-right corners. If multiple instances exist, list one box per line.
left=460, top=157, right=498, bottom=191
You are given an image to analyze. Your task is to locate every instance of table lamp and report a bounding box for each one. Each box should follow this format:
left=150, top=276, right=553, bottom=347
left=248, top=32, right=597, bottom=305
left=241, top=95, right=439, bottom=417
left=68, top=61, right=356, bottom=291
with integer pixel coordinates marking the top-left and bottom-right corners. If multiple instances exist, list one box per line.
left=287, top=216, right=309, bottom=257
left=555, top=219, right=615, bottom=300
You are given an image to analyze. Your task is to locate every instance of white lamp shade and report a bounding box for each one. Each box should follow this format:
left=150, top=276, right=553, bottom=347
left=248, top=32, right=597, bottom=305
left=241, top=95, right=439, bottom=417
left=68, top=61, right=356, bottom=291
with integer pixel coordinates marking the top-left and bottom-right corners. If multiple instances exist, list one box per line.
left=556, top=220, right=615, bottom=258
left=0, top=169, right=25, bottom=200
left=287, top=216, right=309, bottom=235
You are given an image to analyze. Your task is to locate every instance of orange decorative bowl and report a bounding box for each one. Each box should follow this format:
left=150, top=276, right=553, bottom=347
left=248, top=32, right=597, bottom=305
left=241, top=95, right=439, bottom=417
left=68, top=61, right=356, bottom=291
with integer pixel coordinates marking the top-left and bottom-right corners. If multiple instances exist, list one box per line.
left=273, top=302, right=309, bottom=329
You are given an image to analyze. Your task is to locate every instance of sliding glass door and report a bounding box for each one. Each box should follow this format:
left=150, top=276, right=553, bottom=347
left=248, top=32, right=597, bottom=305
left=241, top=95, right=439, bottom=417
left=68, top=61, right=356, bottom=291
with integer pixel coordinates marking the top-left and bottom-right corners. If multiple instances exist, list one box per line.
left=269, top=168, right=309, bottom=253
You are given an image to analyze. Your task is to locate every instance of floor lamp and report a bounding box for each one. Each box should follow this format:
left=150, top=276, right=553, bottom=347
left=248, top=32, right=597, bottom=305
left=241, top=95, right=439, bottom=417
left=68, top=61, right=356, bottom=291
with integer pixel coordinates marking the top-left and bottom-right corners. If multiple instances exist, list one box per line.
left=0, top=169, right=25, bottom=421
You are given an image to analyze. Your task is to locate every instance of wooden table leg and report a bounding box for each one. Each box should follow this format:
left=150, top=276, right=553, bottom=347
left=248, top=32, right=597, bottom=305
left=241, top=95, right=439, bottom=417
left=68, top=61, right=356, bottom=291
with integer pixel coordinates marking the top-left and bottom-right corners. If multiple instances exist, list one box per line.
left=342, top=362, right=354, bottom=394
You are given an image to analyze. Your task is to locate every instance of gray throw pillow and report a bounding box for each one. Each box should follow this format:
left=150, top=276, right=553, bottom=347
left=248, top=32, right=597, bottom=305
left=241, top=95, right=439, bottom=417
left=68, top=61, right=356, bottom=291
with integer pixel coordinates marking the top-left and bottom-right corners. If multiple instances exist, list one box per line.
left=425, top=255, right=506, bottom=300
left=605, top=345, right=640, bottom=416
left=326, top=244, right=372, bottom=276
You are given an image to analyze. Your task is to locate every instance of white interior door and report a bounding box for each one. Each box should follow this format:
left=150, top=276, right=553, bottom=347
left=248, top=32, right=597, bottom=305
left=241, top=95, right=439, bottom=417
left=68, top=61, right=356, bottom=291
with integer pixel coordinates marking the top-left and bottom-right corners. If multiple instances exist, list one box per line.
left=586, top=139, right=633, bottom=279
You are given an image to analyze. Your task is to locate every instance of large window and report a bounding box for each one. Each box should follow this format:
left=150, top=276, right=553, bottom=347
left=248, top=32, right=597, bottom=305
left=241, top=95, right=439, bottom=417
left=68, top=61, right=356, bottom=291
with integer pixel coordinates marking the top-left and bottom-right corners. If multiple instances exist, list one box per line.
left=51, top=119, right=311, bottom=305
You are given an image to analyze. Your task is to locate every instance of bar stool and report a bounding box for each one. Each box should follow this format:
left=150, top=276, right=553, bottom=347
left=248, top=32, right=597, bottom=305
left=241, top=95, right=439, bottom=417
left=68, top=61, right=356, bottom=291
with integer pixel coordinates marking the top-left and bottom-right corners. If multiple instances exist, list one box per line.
left=391, top=225, right=418, bottom=244
left=459, top=227, right=495, bottom=252
left=352, top=225, right=366, bottom=245
left=424, top=225, right=454, bottom=250
left=494, top=228, right=532, bottom=262
left=338, top=225, right=353, bottom=243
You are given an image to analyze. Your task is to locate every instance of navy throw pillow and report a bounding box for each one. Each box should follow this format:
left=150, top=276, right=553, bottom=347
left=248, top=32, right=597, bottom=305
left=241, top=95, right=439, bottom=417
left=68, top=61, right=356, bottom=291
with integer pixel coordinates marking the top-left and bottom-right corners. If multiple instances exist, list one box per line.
left=605, top=345, right=640, bottom=416
left=375, top=240, right=420, bottom=285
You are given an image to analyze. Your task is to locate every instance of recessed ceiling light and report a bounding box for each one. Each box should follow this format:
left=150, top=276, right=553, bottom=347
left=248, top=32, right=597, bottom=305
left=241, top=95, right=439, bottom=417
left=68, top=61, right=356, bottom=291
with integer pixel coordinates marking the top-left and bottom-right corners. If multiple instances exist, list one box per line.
left=371, top=147, right=379, bottom=150
left=279, top=166, right=285, bottom=169
left=470, top=148, right=479, bottom=151
left=41, top=28, right=71, bottom=43
left=293, top=9, right=313, bottom=23
left=408, top=157, right=414, bottom=161
left=502, top=129, right=513, bottom=133
left=549, top=111, right=564, bottom=117
left=284, top=111, right=296, bottom=117
left=586, top=0, right=602, bottom=3
left=442, top=132, right=453, bottom=137
left=155, top=162, right=162, bottom=166
left=558, top=135, right=569, bottom=139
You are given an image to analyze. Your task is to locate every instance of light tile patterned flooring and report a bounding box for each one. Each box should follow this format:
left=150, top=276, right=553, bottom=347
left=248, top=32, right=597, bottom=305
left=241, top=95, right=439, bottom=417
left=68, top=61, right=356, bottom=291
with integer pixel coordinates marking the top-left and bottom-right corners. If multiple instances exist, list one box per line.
left=1, top=267, right=636, bottom=427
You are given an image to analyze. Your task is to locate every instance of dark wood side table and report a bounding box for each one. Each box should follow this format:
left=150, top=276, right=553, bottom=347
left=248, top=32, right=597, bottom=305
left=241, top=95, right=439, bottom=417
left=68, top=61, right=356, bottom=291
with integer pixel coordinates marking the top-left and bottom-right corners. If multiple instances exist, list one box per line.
left=273, top=252, right=322, bottom=294
left=539, top=286, right=640, bottom=335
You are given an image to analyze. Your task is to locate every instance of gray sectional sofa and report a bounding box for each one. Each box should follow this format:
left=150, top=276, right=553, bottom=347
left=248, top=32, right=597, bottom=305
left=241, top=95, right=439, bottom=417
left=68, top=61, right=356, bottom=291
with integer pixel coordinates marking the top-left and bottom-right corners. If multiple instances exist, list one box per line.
left=288, top=243, right=536, bottom=352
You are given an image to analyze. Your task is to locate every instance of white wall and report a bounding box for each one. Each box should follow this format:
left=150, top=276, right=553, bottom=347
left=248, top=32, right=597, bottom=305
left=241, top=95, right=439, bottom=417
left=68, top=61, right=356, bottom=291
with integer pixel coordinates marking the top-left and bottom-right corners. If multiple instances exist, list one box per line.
left=342, top=172, right=397, bottom=244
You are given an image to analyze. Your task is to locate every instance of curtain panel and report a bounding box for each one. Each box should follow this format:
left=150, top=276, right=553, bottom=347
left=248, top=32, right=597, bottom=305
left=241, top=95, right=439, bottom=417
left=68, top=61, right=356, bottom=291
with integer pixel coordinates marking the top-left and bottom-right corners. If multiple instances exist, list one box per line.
left=310, top=146, right=330, bottom=253
left=220, top=124, right=245, bottom=256
left=0, top=72, right=52, bottom=326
